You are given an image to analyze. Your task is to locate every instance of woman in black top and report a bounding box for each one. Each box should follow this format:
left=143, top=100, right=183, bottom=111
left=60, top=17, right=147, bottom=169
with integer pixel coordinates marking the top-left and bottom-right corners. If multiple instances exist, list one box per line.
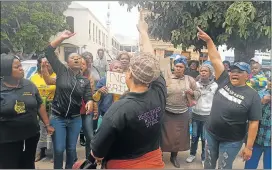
left=0, top=54, right=54, bottom=169
left=45, top=31, right=94, bottom=169
left=197, top=27, right=261, bottom=169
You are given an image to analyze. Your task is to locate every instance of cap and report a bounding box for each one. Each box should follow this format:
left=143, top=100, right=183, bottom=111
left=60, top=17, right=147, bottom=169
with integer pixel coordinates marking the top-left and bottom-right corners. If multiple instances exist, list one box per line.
left=250, top=57, right=262, bottom=65
left=230, top=62, right=251, bottom=74
left=130, top=52, right=160, bottom=84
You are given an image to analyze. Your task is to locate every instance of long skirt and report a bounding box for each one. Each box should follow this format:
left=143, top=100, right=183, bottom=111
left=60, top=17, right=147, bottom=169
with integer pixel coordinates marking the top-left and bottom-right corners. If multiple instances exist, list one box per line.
left=161, top=110, right=190, bottom=152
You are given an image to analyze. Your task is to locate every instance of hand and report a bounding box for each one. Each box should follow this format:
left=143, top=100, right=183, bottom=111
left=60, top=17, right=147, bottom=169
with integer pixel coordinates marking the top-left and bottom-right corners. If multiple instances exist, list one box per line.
left=186, top=89, right=194, bottom=95
left=137, top=19, right=148, bottom=34
left=85, top=100, right=94, bottom=114
left=197, top=26, right=212, bottom=42
left=250, top=79, right=255, bottom=86
left=262, top=95, right=271, bottom=104
left=59, top=30, right=76, bottom=40
left=240, top=147, right=252, bottom=161
left=98, top=86, right=108, bottom=94
left=93, top=112, right=98, bottom=120
left=46, top=125, right=55, bottom=136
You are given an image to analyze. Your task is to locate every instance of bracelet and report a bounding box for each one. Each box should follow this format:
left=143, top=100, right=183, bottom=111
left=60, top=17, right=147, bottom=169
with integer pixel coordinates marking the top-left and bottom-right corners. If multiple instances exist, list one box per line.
left=44, top=124, right=50, bottom=128
left=246, top=146, right=253, bottom=151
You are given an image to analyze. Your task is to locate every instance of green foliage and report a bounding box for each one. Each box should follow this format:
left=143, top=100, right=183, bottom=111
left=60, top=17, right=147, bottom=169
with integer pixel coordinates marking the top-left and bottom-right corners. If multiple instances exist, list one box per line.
left=1, top=1, right=71, bottom=53
left=119, top=1, right=271, bottom=61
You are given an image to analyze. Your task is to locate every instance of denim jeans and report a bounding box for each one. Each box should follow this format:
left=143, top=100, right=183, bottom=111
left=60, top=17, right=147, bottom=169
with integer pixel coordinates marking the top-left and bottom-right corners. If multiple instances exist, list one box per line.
left=190, top=119, right=206, bottom=161
left=204, top=130, right=243, bottom=169
left=50, top=114, right=82, bottom=169
left=81, top=113, right=94, bottom=159
left=244, top=143, right=271, bottom=169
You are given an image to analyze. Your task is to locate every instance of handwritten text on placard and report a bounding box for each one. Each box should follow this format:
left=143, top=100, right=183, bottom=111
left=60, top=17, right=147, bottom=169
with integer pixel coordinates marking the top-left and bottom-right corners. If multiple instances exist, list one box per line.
left=106, top=71, right=128, bottom=95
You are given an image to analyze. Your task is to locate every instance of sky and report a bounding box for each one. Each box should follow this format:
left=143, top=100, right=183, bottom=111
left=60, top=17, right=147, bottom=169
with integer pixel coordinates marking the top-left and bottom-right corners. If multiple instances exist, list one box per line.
left=77, top=1, right=139, bottom=39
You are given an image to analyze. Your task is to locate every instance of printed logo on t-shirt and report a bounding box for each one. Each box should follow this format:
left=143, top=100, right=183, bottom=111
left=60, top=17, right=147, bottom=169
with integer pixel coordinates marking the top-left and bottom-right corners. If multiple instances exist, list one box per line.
left=138, top=107, right=161, bottom=128
left=219, top=85, right=245, bottom=104
left=23, top=92, right=33, bottom=96
left=14, top=100, right=26, bottom=114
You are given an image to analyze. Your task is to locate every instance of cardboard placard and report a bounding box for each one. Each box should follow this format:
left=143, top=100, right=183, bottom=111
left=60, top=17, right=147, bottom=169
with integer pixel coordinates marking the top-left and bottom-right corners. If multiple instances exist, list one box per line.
left=106, top=71, right=128, bottom=95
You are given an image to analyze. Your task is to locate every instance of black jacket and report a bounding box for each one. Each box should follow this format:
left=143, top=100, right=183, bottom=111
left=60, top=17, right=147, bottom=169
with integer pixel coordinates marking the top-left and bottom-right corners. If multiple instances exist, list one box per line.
left=45, top=46, right=92, bottom=118
left=91, top=75, right=166, bottom=160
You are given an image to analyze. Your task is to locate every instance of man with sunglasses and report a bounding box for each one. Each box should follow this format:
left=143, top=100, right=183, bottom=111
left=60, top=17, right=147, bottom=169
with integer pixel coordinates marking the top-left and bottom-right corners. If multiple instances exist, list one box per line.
left=197, top=27, right=262, bottom=169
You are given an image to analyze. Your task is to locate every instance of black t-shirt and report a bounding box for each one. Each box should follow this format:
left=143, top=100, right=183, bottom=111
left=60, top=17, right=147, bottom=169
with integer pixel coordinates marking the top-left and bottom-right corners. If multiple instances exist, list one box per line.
left=0, top=79, right=42, bottom=143
left=206, top=71, right=262, bottom=142
left=91, top=75, right=166, bottom=160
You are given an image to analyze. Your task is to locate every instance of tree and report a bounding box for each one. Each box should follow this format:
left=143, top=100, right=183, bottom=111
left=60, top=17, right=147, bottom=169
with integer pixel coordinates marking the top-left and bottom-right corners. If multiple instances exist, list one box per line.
left=1, top=1, right=71, bottom=59
left=119, top=1, right=271, bottom=62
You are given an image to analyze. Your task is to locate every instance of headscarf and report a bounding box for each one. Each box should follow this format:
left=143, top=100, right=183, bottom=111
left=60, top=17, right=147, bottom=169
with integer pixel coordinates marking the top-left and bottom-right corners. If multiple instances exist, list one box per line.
left=0, top=54, right=19, bottom=77
left=109, top=60, right=122, bottom=71
left=174, top=56, right=187, bottom=67
left=223, top=60, right=231, bottom=68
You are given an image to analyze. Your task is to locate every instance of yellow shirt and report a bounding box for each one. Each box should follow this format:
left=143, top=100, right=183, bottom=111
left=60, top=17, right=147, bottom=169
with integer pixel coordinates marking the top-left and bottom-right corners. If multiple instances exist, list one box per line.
left=30, top=73, right=56, bottom=101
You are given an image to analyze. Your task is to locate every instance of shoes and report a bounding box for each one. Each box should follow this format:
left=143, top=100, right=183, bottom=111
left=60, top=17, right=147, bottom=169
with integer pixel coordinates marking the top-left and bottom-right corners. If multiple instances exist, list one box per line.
left=80, top=139, right=86, bottom=146
left=186, top=155, right=196, bottom=163
left=170, top=156, right=180, bottom=168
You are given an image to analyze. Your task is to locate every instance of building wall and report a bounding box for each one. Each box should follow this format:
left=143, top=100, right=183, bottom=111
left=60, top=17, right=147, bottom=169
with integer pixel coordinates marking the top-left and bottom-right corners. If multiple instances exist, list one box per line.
left=51, top=2, right=121, bottom=62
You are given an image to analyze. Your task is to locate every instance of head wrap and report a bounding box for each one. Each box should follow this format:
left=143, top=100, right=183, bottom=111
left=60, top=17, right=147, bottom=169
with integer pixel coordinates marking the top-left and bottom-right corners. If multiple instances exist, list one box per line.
left=0, top=54, right=19, bottom=77
left=109, top=60, right=122, bottom=71
left=174, top=56, right=187, bottom=67
left=130, top=52, right=160, bottom=84
left=223, top=60, right=231, bottom=67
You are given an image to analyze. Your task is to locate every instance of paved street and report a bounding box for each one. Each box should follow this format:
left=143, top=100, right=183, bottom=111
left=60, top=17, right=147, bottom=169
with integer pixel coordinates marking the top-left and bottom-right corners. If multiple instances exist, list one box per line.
left=36, top=142, right=263, bottom=169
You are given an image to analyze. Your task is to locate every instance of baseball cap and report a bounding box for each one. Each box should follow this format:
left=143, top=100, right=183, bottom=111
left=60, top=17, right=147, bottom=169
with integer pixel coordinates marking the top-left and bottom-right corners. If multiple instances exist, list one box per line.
left=130, top=52, right=160, bottom=84
left=250, top=57, right=262, bottom=65
left=230, top=62, right=251, bottom=74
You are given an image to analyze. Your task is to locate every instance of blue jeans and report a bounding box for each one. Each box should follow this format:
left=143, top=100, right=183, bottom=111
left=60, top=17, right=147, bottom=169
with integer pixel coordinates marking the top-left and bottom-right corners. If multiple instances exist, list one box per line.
left=50, top=114, right=82, bottom=169
left=204, top=130, right=243, bottom=169
left=81, top=114, right=94, bottom=159
left=245, top=144, right=271, bottom=169
left=190, top=119, right=206, bottom=161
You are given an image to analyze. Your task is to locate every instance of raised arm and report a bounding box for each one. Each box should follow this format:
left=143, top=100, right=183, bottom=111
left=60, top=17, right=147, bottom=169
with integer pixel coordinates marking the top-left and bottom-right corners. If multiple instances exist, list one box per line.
left=45, top=31, right=76, bottom=75
left=197, top=27, right=224, bottom=80
left=137, top=20, right=157, bottom=59
left=41, top=61, right=56, bottom=85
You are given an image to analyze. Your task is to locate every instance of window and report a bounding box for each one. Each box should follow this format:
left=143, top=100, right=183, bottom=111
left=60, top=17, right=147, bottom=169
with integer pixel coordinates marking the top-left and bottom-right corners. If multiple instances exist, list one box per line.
left=123, top=46, right=131, bottom=52
left=99, top=30, right=101, bottom=45
left=89, top=20, right=91, bottom=39
left=102, top=33, right=105, bottom=47
left=106, top=35, right=108, bottom=48
left=96, top=26, right=98, bottom=43
left=93, top=23, right=95, bottom=42
left=131, top=46, right=138, bottom=52
left=66, top=16, right=74, bottom=33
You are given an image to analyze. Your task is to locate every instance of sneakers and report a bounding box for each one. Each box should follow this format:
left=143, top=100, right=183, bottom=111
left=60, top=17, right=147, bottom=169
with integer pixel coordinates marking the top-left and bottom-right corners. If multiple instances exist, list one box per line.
left=186, top=155, right=196, bottom=163
left=202, top=161, right=205, bottom=168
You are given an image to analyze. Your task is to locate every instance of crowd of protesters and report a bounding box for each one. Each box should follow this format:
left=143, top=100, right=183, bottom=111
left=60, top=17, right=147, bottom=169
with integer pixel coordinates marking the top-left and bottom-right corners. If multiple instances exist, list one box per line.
left=0, top=19, right=271, bottom=170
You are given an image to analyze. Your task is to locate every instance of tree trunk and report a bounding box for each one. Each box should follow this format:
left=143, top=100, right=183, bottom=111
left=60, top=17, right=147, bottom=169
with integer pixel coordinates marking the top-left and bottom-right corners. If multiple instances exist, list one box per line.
left=234, top=48, right=255, bottom=63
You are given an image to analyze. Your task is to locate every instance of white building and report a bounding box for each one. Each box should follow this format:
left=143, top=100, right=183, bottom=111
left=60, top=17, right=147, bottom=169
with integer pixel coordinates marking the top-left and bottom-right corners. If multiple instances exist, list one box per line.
left=54, top=2, right=120, bottom=62
left=115, top=34, right=139, bottom=56
left=218, top=45, right=271, bottom=69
